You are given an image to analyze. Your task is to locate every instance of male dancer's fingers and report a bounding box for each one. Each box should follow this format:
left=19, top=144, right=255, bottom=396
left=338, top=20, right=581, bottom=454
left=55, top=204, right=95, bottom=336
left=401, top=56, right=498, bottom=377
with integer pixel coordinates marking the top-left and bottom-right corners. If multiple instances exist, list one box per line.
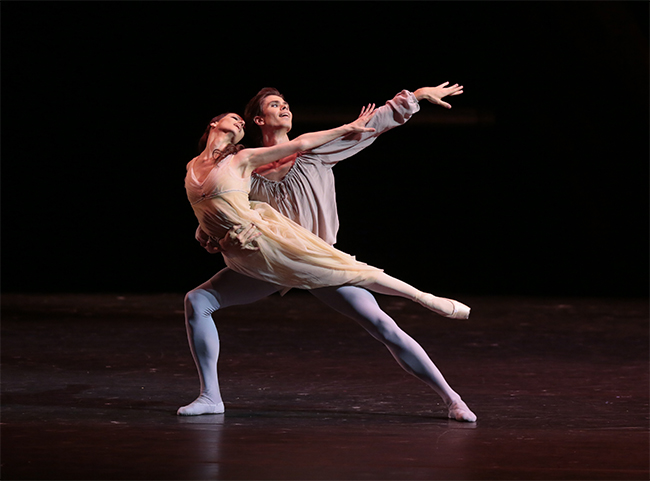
left=244, top=223, right=260, bottom=237
left=240, top=224, right=261, bottom=251
left=239, top=223, right=262, bottom=248
left=235, top=224, right=257, bottom=241
left=449, top=84, right=463, bottom=95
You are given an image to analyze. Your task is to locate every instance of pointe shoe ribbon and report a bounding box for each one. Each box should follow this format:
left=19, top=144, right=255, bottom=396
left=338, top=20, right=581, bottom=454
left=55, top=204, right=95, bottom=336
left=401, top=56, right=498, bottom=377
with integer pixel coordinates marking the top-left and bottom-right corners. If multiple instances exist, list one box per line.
left=446, top=299, right=471, bottom=319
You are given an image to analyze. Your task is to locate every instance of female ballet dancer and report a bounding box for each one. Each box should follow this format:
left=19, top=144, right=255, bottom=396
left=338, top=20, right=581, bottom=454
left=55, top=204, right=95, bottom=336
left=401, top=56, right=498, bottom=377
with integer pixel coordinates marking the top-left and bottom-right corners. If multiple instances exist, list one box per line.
left=185, top=106, right=471, bottom=318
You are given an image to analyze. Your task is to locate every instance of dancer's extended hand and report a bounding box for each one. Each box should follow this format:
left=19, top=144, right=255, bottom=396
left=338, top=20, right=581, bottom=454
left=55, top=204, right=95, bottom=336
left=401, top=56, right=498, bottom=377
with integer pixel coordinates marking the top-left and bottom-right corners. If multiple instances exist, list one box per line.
left=414, top=82, right=464, bottom=109
left=358, top=103, right=376, bottom=119
left=220, top=224, right=261, bottom=252
left=346, top=104, right=377, bottom=132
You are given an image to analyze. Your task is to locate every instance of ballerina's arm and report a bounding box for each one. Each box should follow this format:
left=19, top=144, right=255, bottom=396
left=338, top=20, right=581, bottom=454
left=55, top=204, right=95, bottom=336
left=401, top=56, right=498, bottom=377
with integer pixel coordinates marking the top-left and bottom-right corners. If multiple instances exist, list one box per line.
left=234, top=105, right=377, bottom=176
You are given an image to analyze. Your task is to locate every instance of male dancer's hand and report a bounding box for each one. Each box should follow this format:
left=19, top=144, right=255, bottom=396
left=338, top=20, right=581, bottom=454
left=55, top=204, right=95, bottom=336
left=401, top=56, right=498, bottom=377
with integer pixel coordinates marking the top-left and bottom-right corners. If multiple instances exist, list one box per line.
left=414, top=82, right=464, bottom=109
left=203, top=237, right=222, bottom=254
left=196, top=226, right=223, bottom=254
left=219, top=224, right=261, bottom=252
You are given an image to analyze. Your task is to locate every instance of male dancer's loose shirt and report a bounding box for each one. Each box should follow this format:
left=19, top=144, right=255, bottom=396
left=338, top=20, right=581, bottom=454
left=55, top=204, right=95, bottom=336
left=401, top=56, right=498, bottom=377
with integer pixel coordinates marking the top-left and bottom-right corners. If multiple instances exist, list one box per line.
left=197, top=90, right=420, bottom=247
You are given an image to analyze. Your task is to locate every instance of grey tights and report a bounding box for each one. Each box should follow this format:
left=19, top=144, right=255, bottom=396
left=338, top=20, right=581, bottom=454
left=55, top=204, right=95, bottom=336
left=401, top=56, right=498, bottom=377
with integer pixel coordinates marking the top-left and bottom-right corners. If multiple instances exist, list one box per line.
left=177, top=268, right=475, bottom=421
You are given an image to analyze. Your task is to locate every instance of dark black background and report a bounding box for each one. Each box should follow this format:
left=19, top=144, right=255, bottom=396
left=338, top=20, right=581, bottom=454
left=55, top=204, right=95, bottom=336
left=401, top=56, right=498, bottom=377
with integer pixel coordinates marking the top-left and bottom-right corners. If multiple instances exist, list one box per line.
left=3, top=1, right=648, bottom=297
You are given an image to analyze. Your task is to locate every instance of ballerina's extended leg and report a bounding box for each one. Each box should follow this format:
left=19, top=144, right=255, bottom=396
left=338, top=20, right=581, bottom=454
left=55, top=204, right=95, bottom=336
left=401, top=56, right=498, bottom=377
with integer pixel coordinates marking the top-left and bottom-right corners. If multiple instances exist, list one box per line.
left=361, top=273, right=471, bottom=319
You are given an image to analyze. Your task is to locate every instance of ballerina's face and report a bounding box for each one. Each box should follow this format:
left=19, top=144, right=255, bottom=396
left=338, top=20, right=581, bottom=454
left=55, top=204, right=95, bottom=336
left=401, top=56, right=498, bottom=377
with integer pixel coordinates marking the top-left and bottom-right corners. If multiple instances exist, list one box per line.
left=214, top=113, right=246, bottom=143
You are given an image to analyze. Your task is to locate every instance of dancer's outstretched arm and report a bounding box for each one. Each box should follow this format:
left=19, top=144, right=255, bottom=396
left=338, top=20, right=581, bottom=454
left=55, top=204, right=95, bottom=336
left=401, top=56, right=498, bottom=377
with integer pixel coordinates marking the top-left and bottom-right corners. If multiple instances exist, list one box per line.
left=305, top=83, right=463, bottom=163
left=234, top=106, right=376, bottom=176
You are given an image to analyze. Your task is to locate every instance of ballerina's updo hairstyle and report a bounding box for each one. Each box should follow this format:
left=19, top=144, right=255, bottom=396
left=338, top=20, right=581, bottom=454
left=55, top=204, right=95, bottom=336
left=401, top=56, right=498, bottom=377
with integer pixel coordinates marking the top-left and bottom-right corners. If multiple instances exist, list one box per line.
left=197, top=113, right=245, bottom=162
left=243, top=87, right=285, bottom=147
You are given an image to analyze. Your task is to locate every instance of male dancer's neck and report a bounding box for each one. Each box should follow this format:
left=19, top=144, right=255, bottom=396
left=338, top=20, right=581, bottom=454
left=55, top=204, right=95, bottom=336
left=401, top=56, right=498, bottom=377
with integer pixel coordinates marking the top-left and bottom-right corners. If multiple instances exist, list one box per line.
left=261, top=129, right=290, bottom=148
left=254, top=128, right=296, bottom=179
left=251, top=129, right=293, bottom=180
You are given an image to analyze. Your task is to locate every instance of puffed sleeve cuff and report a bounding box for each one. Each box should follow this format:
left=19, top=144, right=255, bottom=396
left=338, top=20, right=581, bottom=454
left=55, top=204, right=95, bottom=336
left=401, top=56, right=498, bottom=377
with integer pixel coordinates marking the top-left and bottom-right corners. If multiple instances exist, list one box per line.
left=385, top=90, right=421, bottom=122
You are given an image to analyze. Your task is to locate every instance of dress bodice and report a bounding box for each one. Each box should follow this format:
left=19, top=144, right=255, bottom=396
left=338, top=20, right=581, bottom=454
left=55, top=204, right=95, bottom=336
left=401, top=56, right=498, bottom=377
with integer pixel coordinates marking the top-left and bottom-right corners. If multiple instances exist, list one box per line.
left=185, top=155, right=251, bottom=206
left=185, top=155, right=255, bottom=240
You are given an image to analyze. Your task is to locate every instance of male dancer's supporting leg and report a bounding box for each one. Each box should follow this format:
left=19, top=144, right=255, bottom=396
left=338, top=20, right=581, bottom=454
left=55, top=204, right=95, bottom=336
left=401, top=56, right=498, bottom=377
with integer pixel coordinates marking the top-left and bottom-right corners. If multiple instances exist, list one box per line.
left=310, top=286, right=477, bottom=422
left=177, top=268, right=280, bottom=415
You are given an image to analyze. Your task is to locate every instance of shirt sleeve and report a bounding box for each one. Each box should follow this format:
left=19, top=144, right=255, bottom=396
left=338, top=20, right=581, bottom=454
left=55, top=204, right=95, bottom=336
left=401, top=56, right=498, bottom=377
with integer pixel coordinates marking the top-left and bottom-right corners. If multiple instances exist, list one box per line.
left=299, top=90, right=421, bottom=166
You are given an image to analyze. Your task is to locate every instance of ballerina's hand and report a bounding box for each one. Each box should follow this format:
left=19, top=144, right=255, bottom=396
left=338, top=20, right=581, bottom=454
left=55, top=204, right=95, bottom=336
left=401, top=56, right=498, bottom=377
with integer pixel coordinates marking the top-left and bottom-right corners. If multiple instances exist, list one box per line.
left=347, top=103, right=377, bottom=133
left=358, top=103, right=376, bottom=119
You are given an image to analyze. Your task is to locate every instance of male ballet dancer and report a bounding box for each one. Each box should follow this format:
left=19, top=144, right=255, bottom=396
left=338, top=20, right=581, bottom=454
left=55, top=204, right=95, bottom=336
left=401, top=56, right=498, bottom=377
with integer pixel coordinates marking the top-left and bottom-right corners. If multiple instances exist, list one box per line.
left=179, top=83, right=477, bottom=422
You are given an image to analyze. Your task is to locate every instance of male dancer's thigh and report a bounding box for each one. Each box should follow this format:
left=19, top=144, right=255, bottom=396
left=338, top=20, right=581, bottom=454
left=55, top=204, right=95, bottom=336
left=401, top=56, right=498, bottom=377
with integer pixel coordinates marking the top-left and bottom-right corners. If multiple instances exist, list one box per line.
left=196, top=267, right=281, bottom=309
left=309, top=285, right=383, bottom=323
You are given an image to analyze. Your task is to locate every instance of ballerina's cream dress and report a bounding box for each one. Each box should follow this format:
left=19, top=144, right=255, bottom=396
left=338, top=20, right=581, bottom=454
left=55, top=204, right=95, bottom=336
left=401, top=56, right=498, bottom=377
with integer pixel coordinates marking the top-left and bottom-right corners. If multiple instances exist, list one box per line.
left=186, top=154, right=382, bottom=290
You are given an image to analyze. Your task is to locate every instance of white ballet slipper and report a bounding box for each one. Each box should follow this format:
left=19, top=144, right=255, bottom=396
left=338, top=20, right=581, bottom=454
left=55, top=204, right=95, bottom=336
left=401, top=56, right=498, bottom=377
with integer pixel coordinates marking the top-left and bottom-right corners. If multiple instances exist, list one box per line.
left=447, top=400, right=477, bottom=422
left=177, top=398, right=225, bottom=416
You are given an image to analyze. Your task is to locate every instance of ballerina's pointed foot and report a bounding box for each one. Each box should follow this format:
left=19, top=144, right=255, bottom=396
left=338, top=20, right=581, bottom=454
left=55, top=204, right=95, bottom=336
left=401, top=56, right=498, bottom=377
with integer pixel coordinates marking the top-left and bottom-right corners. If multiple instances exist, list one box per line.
left=177, top=396, right=225, bottom=416
left=417, top=294, right=470, bottom=319
left=448, top=400, right=477, bottom=423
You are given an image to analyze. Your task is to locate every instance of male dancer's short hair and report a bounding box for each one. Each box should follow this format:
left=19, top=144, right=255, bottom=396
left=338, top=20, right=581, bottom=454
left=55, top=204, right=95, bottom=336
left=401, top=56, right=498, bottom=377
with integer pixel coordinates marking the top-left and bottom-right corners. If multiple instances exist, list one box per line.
left=243, top=87, right=285, bottom=147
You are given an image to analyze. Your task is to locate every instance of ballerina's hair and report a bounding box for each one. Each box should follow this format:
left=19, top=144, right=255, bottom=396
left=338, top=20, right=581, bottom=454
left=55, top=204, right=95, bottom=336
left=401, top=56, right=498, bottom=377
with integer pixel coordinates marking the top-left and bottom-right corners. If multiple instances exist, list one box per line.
left=243, top=87, right=284, bottom=147
left=212, top=143, right=244, bottom=163
left=198, top=113, right=227, bottom=153
left=197, top=113, right=245, bottom=161
left=197, top=113, right=245, bottom=162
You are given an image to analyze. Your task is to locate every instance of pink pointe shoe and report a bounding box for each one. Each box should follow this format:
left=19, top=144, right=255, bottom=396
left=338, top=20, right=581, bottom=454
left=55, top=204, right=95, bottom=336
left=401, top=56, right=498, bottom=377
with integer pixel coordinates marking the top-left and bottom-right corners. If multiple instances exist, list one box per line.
left=417, top=294, right=471, bottom=319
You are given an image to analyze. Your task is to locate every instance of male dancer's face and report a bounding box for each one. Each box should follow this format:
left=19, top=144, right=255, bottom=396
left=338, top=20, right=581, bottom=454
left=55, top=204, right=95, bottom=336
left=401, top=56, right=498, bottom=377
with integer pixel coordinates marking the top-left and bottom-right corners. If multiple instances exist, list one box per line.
left=256, top=95, right=292, bottom=133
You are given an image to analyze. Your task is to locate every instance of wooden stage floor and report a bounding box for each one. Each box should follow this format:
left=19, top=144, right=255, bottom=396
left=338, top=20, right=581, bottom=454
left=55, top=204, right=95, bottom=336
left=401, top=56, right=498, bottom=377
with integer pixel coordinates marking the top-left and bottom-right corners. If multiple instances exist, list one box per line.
left=2, top=292, right=648, bottom=480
